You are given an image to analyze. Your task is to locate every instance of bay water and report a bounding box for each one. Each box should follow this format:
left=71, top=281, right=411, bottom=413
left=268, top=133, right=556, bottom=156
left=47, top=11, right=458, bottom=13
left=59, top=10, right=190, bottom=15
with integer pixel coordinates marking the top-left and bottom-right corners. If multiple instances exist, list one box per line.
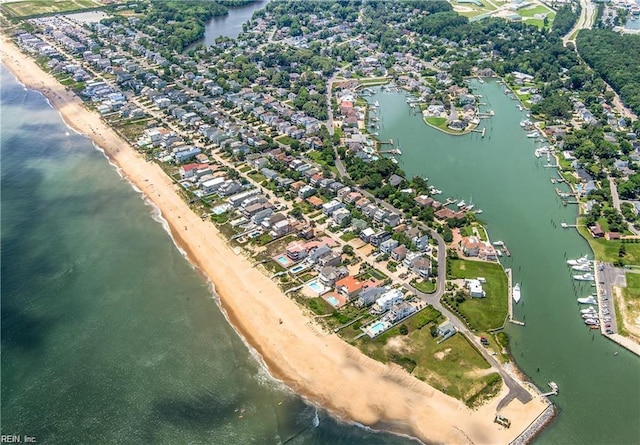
left=371, top=80, right=640, bottom=444
left=0, top=65, right=408, bottom=444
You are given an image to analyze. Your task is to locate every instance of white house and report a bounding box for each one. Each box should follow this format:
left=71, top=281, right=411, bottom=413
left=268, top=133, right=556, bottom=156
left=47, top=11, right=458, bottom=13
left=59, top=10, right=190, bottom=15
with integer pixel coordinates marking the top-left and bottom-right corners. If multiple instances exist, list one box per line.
left=372, top=289, right=403, bottom=314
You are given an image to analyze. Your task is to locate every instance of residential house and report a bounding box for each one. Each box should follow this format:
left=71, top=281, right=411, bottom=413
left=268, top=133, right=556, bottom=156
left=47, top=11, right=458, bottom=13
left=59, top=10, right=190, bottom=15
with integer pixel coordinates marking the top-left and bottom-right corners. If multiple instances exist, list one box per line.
left=385, top=301, right=417, bottom=324
left=356, top=286, right=387, bottom=308
left=318, top=266, right=349, bottom=287
left=335, top=276, right=365, bottom=299
left=437, top=321, right=456, bottom=340
left=465, top=278, right=485, bottom=298
left=370, top=230, right=391, bottom=247
left=372, top=289, right=404, bottom=314
left=332, top=208, right=351, bottom=227
left=412, top=257, right=431, bottom=279
left=323, top=199, right=344, bottom=216
left=360, top=227, right=376, bottom=243
left=380, top=238, right=399, bottom=254
left=391, top=245, right=408, bottom=261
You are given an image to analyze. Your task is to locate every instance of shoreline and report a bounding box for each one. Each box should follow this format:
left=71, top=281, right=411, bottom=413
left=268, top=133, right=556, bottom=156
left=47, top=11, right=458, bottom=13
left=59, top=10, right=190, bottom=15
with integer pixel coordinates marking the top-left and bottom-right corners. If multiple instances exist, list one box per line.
left=1, top=37, right=550, bottom=444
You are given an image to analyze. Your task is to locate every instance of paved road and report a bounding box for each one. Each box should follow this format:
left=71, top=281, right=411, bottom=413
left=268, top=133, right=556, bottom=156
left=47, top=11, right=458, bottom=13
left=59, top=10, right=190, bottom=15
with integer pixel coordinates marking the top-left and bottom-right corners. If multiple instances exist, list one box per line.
left=564, top=0, right=596, bottom=47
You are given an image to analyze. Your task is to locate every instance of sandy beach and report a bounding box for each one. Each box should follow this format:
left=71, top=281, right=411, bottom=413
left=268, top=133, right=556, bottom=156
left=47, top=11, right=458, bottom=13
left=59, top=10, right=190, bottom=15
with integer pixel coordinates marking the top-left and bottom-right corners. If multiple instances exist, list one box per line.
left=1, top=37, right=549, bottom=444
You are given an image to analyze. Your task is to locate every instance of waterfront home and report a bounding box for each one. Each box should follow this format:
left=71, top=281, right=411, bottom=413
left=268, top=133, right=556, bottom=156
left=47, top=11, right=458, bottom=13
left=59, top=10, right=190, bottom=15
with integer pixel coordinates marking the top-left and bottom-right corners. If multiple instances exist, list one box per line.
left=461, top=236, right=498, bottom=261
left=465, top=278, right=485, bottom=298
left=309, top=245, right=333, bottom=263
left=372, top=289, right=404, bottom=314
left=318, top=266, right=349, bottom=287
left=317, top=253, right=342, bottom=268
left=356, top=286, right=387, bottom=308
left=385, top=301, right=417, bottom=324
left=335, top=276, right=365, bottom=299
left=286, top=240, right=309, bottom=261
left=415, top=195, right=434, bottom=207
left=437, top=321, right=457, bottom=341
left=227, top=189, right=261, bottom=208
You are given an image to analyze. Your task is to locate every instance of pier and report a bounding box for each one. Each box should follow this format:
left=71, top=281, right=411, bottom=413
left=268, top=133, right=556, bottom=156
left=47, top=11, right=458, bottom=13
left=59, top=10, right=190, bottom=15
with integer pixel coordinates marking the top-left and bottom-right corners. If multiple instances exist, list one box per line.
left=471, top=127, right=486, bottom=137
left=540, top=381, right=559, bottom=397
left=506, top=268, right=526, bottom=326
left=378, top=139, right=394, bottom=146
left=560, top=222, right=578, bottom=229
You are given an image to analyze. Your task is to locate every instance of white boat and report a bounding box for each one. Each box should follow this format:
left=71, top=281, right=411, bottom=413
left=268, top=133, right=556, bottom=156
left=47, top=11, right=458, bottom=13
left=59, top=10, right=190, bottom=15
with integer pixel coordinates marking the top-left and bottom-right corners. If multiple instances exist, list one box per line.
left=527, top=131, right=539, bottom=138
left=581, top=307, right=598, bottom=314
left=584, top=318, right=599, bottom=326
left=574, top=273, right=595, bottom=281
left=493, top=241, right=505, bottom=246
left=577, top=296, right=597, bottom=304
left=466, top=204, right=475, bottom=211
left=457, top=200, right=466, bottom=208
left=512, top=283, right=521, bottom=303
left=474, top=209, right=483, bottom=214
left=572, top=263, right=592, bottom=272
left=567, top=255, right=589, bottom=266
left=582, top=313, right=599, bottom=320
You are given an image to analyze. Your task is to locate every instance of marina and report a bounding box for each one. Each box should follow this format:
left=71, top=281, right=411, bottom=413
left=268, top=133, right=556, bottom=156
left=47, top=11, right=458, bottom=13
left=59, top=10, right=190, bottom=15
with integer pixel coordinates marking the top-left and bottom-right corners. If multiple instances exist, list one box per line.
left=369, top=79, right=640, bottom=443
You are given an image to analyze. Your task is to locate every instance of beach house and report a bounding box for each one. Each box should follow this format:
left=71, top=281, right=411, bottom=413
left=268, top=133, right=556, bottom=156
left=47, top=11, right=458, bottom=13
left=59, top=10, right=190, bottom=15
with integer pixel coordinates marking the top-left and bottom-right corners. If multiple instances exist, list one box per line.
left=372, top=289, right=404, bottom=314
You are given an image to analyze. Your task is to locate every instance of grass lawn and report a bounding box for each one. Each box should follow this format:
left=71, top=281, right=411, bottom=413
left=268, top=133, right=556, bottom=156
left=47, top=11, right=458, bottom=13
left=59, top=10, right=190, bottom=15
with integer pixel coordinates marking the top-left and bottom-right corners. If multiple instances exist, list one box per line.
left=621, top=273, right=640, bottom=339
left=578, top=220, right=640, bottom=265
left=359, top=77, right=389, bottom=86
left=412, top=278, right=437, bottom=294
left=357, top=320, right=501, bottom=405
left=239, top=165, right=251, bottom=173
left=452, top=1, right=496, bottom=18
left=340, top=231, right=356, bottom=242
left=448, top=259, right=508, bottom=330
left=248, top=172, right=267, bottom=183
left=1, top=0, right=103, bottom=17
left=307, top=151, right=339, bottom=176
left=425, top=116, right=448, bottom=129
left=275, top=135, right=295, bottom=146
left=519, top=5, right=552, bottom=18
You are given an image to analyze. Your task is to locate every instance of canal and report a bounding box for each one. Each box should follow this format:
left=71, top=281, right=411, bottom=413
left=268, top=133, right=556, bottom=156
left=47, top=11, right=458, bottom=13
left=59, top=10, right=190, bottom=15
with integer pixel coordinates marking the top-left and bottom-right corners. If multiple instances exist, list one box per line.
left=370, top=80, right=640, bottom=444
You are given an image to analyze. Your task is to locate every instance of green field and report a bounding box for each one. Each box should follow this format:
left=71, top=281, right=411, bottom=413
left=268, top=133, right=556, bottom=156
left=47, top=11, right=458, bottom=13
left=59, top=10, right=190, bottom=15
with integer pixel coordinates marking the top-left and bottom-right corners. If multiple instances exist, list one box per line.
left=412, top=278, right=437, bottom=294
left=578, top=220, right=640, bottom=265
left=518, top=5, right=552, bottom=18
left=1, top=0, right=104, bottom=17
left=622, top=273, right=640, bottom=338
left=357, top=319, right=501, bottom=405
left=447, top=259, right=508, bottom=330
left=451, top=0, right=496, bottom=19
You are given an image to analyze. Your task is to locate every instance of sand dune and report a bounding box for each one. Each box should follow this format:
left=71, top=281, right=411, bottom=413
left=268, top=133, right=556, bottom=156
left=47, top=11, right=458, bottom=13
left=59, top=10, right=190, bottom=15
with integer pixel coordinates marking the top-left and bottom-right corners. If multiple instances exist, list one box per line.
left=1, top=37, right=549, bottom=444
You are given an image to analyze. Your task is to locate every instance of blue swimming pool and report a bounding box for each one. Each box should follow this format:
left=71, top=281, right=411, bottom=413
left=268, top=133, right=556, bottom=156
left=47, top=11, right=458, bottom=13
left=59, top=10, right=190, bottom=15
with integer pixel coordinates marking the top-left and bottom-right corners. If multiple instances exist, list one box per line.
left=275, top=255, right=290, bottom=266
left=368, top=322, right=387, bottom=336
left=290, top=264, right=305, bottom=274
left=326, top=296, right=339, bottom=307
left=307, top=280, right=325, bottom=294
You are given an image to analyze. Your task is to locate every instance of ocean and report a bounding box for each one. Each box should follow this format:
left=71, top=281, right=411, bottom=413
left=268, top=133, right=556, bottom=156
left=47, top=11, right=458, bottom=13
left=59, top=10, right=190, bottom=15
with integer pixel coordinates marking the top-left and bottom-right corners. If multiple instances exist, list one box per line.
left=0, top=65, right=410, bottom=444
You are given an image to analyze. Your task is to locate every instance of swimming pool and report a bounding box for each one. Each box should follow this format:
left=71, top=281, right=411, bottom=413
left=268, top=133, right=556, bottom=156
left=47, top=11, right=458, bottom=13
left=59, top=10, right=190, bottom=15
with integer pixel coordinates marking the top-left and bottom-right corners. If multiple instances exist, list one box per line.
left=368, top=322, right=387, bottom=337
left=307, top=279, right=326, bottom=295
left=275, top=255, right=291, bottom=267
left=290, top=263, right=308, bottom=274
left=326, top=296, right=339, bottom=307
left=212, top=204, right=231, bottom=215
